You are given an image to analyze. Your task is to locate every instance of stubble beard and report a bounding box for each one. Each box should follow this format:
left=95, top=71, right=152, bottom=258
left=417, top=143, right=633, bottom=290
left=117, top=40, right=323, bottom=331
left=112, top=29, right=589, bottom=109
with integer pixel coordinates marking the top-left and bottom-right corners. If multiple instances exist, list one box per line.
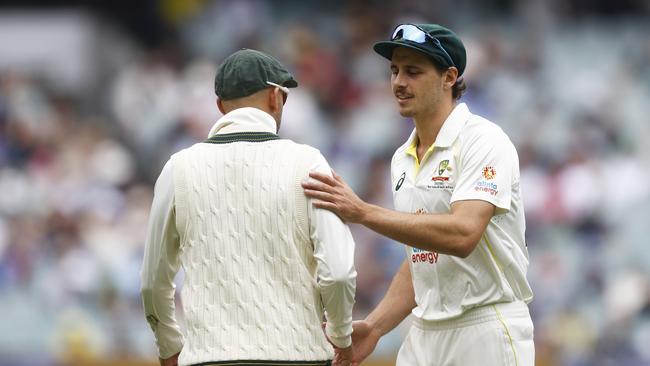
left=398, top=108, right=415, bottom=118
left=396, top=98, right=416, bottom=117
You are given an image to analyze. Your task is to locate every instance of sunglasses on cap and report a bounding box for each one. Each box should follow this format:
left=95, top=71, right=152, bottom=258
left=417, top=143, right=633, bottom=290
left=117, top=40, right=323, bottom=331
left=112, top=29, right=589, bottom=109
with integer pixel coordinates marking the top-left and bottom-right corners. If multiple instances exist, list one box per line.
left=391, top=24, right=455, bottom=68
left=266, top=81, right=289, bottom=105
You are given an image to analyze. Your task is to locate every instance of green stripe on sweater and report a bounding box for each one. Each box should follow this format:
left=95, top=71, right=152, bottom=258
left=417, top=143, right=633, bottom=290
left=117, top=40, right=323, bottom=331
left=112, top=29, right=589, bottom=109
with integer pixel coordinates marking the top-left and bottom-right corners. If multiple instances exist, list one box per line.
left=204, top=132, right=280, bottom=144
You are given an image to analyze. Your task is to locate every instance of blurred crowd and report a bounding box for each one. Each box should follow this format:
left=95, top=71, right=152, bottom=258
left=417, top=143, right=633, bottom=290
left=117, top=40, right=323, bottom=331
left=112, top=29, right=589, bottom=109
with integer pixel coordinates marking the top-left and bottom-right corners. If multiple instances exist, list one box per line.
left=1, top=1, right=650, bottom=365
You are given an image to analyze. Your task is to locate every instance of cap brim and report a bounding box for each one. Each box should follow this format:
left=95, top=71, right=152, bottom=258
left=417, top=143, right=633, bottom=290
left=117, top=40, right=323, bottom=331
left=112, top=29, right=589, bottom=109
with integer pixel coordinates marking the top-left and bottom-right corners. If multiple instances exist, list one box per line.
left=373, top=40, right=447, bottom=67
left=283, top=78, right=298, bottom=88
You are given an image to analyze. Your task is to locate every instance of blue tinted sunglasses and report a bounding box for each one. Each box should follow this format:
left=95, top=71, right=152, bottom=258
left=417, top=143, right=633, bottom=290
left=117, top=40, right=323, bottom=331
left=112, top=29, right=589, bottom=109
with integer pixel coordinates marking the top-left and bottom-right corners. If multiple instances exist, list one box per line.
left=391, top=24, right=455, bottom=68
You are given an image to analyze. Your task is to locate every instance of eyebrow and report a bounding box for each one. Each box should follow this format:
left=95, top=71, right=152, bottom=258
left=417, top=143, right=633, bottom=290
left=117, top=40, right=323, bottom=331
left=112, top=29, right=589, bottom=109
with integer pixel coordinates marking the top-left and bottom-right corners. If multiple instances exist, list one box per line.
left=391, top=62, right=424, bottom=69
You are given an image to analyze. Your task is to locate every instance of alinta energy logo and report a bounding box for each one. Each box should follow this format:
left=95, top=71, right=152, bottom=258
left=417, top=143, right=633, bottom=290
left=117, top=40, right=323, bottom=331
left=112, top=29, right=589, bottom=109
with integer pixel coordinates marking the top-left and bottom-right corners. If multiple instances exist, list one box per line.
left=410, top=208, right=439, bottom=264
left=476, top=166, right=498, bottom=195
left=475, top=180, right=498, bottom=196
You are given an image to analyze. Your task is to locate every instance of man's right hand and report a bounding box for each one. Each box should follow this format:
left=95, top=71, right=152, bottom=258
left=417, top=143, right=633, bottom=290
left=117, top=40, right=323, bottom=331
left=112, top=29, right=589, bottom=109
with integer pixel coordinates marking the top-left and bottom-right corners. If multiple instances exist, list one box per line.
left=333, top=345, right=353, bottom=366
left=302, top=170, right=368, bottom=224
left=350, top=320, right=381, bottom=366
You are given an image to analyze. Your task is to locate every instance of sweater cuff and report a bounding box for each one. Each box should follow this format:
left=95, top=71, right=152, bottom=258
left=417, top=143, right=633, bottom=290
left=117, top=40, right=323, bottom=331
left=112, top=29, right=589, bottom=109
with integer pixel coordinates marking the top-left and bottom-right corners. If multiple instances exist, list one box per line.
left=327, top=334, right=352, bottom=349
left=325, top=322, right=352, bottom=349
left=157, top=332, right=184, bottom=359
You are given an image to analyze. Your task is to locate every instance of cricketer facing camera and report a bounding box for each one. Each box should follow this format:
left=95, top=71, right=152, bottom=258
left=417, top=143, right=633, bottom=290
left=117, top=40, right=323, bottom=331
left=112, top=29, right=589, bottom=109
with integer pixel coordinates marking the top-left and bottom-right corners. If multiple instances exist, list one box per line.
left=141, top=49, right=357, bottom=366
left=303, top=24, right=534, bottom=365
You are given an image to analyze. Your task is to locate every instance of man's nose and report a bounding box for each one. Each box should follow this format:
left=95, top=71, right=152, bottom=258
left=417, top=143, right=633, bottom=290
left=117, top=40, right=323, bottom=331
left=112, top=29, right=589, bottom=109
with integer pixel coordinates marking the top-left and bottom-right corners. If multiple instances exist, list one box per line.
left=392, top=71, right=407, bottom=88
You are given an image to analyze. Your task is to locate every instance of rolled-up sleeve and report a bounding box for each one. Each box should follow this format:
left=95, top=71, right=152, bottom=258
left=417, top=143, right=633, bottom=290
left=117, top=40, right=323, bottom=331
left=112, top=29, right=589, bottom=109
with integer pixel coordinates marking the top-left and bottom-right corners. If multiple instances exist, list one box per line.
left=307, top=155, right=357, bottom=349
left=140, top=160, right=184, bottom=358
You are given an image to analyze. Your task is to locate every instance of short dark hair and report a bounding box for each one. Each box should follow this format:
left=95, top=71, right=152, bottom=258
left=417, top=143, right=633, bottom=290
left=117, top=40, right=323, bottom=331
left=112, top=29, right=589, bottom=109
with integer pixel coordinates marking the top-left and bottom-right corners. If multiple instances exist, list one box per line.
left=452, top=78, right=466, bottom=101
left=432, top=61, right=466, bottom=101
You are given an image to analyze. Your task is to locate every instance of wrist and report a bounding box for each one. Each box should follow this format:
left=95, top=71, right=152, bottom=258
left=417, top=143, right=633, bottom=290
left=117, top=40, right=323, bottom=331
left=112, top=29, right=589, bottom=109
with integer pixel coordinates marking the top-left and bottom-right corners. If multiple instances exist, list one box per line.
left=364, top=315, right=386, bottom=340
left=357, top=202, right=374, bottom=225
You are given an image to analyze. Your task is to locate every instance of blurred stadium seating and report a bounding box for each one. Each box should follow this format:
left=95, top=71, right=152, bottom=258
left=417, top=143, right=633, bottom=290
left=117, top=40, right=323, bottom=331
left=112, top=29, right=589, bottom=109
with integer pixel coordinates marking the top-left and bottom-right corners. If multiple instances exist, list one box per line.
left=1, top=1, right=649, bottom=365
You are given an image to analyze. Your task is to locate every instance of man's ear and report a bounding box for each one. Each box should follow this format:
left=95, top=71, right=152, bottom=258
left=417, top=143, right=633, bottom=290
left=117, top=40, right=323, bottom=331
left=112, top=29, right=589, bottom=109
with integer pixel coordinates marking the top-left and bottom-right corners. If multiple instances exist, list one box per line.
left=268, top=88, right=281, bottom=113
left=217, top=97, right=226, bottom=115
left=444, top=67, right=459, bottom=89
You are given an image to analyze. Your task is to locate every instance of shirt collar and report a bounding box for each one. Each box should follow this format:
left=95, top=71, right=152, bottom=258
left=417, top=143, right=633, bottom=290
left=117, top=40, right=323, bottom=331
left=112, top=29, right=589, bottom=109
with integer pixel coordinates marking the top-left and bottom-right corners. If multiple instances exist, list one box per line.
left=207, top=107, right=278, bottom=137
left=434, top=103, right=471, bottom=148
left=404, top=129, right=419, bottom=160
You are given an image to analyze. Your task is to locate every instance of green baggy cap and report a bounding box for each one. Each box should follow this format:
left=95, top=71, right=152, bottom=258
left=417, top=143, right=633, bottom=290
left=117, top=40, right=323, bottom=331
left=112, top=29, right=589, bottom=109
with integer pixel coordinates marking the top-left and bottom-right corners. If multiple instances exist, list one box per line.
left=374, top=23, right=467, bottom=76
left=215, top=48, right=298, bottom=100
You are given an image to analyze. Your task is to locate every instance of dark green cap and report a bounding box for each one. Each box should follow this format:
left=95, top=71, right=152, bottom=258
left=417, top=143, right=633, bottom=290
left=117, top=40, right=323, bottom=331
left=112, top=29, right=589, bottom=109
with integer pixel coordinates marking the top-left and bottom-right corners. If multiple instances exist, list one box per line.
left=214, top=48, right=298, bottom=100
left=374, top=23, right=467, bottom=76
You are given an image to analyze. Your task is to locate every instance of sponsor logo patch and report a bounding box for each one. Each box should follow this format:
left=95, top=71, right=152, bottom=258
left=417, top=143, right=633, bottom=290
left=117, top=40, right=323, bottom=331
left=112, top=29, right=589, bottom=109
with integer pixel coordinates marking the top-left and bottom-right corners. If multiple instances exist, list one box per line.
left=395, top=172, right=406, bottom=191
left=474, top=180, right=498, bottom=196
left=146, top=315, right=159, bottom=331
left=410, top=209, right=439, bottom=264
left=438, top=160, right=450, bottom=175
left=430, top=159, right=452, bottom=186
left=482, top=166, right=496, bottom=180
left=412, top=248, right=439, bottom=264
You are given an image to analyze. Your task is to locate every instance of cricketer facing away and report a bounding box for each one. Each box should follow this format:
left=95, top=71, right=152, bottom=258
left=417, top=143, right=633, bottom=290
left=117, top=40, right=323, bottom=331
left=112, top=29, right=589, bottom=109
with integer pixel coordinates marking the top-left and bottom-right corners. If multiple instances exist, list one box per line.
left=303, top=24, right=534, bottom=366
left=141, top=49, right=357, bottom=366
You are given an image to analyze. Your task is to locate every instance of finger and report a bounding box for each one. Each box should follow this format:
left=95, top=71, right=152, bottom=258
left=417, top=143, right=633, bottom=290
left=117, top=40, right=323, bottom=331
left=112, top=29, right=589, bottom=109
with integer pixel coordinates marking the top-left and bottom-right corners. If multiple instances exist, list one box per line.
left=337, top=355, right=350, bottom=366
left=302, top=179, right=336, bottom=193
left=331, top=169, right=343, bottom=182
left=333, top=354, right=342, bottom=365
left=309, top=171, right=338, bottom=186
left=311, top=201, right=340, bottom=211
left=304, top=190, right=337, bottom=202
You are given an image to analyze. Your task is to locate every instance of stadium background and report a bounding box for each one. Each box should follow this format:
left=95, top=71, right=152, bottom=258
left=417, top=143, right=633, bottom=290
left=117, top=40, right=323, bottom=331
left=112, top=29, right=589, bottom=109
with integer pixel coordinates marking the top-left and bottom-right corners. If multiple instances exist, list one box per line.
left=1, top=0, right=649, bottom=365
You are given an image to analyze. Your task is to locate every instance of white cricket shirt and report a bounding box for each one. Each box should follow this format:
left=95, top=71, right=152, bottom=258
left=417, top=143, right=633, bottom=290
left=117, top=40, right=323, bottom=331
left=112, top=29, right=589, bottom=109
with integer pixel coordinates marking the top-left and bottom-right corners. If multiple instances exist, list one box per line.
left=391, top=103, right=533, bottom=321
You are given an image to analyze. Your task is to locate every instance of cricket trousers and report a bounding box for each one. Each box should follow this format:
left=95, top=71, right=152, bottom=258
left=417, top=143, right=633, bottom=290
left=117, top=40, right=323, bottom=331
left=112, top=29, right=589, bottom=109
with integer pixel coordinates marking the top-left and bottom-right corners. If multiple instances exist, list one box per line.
left=396, top=301, right=534, bottom=366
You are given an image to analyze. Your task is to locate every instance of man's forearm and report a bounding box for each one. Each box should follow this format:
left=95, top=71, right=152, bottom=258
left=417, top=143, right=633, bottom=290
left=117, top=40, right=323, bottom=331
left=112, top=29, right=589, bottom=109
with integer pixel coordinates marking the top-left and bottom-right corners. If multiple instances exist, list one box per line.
left=358, top=200, right=492, bottom=257
left=365, top=260, right=415, bottom=337
left=303, top=171, right=493, bottom=257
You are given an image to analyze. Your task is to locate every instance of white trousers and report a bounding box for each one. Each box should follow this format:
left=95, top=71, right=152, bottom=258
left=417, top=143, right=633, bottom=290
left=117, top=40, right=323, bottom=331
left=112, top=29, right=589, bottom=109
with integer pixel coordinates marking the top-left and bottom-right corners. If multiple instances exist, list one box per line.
left=396, top=301, right=535, bottom=366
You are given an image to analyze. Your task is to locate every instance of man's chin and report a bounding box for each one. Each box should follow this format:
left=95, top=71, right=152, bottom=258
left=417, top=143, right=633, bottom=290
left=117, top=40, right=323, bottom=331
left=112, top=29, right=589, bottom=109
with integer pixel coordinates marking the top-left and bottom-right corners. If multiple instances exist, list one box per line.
left=398, top=108, right=415, bottom=117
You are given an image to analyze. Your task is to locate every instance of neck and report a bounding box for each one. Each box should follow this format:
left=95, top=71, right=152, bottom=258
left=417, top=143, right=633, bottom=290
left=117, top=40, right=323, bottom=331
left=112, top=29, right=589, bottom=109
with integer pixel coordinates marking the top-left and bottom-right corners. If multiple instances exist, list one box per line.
left=223, top=105, right=279, bottom=132
left=413, top=99, right=455, bottom=149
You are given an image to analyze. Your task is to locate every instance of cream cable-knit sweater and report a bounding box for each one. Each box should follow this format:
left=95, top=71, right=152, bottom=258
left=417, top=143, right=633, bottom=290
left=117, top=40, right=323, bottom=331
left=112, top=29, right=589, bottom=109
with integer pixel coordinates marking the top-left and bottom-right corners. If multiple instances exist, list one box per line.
left=141, top=108, right=356, bottom=365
